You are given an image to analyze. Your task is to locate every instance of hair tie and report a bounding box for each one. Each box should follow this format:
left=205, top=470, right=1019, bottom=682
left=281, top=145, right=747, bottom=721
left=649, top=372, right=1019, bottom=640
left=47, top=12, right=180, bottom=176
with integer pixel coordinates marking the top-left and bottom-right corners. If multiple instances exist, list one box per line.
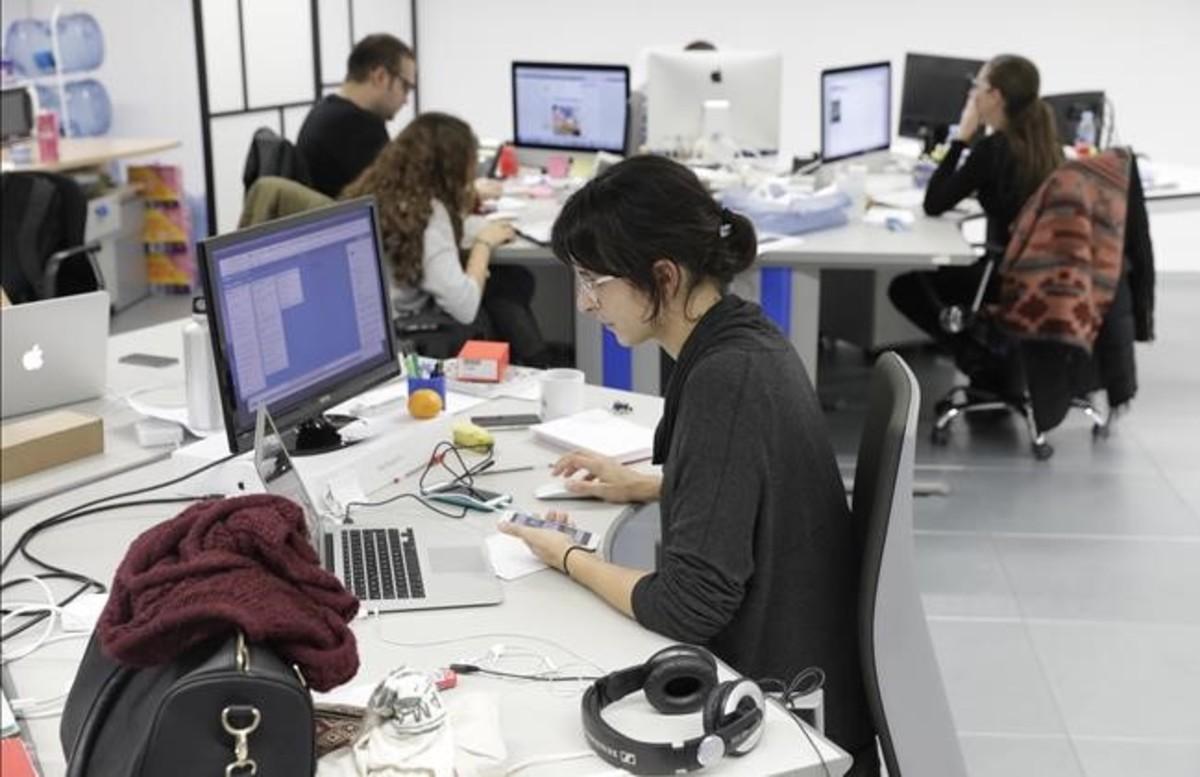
left=719, top=208, right=734, bottom=239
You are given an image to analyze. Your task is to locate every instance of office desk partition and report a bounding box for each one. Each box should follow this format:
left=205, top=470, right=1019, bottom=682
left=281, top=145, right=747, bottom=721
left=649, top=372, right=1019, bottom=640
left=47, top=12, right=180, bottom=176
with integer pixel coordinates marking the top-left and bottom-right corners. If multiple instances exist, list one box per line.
left=0, top=384, right=851, bottom=777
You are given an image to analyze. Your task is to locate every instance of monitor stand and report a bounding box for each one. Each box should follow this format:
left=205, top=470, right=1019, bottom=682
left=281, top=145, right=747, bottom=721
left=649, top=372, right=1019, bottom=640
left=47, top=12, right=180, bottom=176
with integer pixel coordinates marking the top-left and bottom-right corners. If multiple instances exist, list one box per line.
left=285, top=413, right=362, bottom=457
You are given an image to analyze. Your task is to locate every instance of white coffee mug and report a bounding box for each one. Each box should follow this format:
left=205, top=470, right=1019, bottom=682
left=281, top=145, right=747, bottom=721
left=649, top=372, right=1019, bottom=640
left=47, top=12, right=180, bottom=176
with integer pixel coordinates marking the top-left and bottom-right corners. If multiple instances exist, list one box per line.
left=539, top=368, right=586, bottom=420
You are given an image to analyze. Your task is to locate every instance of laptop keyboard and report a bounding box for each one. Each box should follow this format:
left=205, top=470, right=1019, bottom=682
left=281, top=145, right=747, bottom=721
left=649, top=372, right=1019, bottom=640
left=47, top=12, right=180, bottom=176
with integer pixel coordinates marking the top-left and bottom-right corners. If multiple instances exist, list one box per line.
left=331, top=527, right=426, bottom=601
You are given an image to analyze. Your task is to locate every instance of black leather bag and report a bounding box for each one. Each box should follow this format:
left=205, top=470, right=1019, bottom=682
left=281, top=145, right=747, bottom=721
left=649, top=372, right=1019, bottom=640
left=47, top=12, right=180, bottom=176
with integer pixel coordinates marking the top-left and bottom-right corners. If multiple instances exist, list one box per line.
left=61, top=631, right=315, bottom=777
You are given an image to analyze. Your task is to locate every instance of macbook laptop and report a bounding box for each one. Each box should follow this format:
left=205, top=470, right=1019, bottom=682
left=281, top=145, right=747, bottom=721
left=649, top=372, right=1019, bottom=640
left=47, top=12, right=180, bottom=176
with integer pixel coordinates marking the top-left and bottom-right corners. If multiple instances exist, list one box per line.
left=253, top=406, right=503, bottom=612
left=1, top=291, right=109, bottom=419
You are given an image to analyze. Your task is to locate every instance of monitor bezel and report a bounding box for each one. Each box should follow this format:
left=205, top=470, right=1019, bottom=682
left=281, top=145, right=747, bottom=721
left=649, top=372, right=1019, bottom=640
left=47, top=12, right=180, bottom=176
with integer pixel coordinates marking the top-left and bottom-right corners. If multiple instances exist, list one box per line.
left=510, top=60, right=631, bottom=155
left=198, top=197, right=400, bottom=454
left=820, top=60, right=893, bottom=164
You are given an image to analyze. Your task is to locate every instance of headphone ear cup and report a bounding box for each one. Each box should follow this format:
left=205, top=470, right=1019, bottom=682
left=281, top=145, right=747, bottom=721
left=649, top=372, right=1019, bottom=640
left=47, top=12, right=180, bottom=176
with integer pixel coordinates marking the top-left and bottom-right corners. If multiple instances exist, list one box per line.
left=643, top=644, right=718, bottom=715
left=702, top=680, right=739, bottom=734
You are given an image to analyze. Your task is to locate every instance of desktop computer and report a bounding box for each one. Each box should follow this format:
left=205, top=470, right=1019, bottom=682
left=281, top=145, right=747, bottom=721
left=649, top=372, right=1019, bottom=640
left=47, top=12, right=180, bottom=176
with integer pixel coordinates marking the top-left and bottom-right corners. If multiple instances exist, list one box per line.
left=644, top=48, right=782, bottom=156
left=1044, top=91, right=1105, bottom=147
left=898, top=53, right=986, bottom=153
left=197, top=197, right=400, bottom=455
left=820, top=61, right=892, bottom=163
left=511, top=61, right=630, bottom=166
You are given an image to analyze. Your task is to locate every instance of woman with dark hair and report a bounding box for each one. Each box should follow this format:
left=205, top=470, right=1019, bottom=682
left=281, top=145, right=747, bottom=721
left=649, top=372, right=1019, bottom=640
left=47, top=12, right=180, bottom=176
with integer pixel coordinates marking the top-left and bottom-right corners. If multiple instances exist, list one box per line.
left=343, top=112, right=549, bottom=362
left=889, top=54, right=1063, bottom=383
left=499, top=155, right=879, bottom=774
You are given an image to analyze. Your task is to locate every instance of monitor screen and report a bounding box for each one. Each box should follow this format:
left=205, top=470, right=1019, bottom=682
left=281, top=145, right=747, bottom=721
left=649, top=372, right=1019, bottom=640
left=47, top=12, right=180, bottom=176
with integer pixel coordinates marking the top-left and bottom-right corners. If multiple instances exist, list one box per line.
left=0, top=87, right=34, bottom=142
left=821, top=62, right=892, bottom=162
left=898, top=53, right=985, bottom=141
left=199, top=198, right=399, bottom=453
left=1043, top=92, right=1105, bottom=147
left=512, top=62, right=630, bottom=154
left=644, top=49, right=782, bottom=154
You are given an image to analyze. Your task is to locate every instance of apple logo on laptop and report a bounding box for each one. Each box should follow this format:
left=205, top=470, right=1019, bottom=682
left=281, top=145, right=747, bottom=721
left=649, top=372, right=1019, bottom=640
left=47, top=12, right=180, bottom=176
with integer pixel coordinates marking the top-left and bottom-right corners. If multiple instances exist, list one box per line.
left=22, top=344, right=44, bottom=371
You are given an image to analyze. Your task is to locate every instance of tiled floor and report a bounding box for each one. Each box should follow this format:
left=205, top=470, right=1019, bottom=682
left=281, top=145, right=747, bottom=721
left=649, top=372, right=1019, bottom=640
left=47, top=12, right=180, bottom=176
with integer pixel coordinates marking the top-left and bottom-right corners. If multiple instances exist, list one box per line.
left=821, top=273, right=1200, bottom=776
left=111, top=276, right=1200, bottom=776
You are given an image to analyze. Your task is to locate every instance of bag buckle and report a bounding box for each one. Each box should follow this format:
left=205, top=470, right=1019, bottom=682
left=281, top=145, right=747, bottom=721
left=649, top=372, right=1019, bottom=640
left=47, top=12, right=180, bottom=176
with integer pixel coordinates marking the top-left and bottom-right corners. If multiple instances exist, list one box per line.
left=222, top=705, right=261, bottom=776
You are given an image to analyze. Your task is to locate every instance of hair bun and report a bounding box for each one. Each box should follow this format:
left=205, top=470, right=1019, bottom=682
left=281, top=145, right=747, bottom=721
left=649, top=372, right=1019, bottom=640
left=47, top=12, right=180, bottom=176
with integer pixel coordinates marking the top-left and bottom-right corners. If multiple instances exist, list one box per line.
left=707, top=209, right=757, bottom=282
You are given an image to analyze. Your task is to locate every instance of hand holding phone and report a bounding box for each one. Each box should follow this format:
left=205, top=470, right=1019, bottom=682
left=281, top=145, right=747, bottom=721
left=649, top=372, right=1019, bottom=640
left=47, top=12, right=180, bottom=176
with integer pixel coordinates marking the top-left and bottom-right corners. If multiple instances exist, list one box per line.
left=498, top=510, right=597, bottom=550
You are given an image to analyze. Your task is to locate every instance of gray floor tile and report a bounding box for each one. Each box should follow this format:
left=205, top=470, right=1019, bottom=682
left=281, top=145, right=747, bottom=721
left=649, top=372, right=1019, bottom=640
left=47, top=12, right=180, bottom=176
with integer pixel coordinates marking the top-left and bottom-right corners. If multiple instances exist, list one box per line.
left=911, top=468, right=1200, bottom=537
left=1073, top=738, right=1200, bottom=777
left=1029, top=622, right=1200, bottom=740
left=927, top=620, right=1067, bottom=735
left=996, top=536, right=1200, bottom=625
left=916, top=533, right=1021, bottom=619
left=958, top=734, right=1084, bottom=777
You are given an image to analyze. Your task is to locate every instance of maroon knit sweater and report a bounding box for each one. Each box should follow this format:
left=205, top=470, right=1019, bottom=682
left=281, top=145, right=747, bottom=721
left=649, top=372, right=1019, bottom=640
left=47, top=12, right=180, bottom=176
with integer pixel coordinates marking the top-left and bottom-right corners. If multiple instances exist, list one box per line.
left=97, top=494, right=359, bottom=691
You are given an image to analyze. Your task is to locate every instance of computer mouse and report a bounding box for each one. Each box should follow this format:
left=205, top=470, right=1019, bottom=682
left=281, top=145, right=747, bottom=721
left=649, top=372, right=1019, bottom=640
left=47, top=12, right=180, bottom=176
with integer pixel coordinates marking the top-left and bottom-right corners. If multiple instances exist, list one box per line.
left=534, top=481, right=597, bottom=501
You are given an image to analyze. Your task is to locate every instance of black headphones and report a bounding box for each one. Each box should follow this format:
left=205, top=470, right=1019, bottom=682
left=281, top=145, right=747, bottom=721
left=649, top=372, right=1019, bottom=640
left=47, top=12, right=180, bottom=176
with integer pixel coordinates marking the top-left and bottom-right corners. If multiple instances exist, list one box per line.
left=580, top=645, right=765, bottom=775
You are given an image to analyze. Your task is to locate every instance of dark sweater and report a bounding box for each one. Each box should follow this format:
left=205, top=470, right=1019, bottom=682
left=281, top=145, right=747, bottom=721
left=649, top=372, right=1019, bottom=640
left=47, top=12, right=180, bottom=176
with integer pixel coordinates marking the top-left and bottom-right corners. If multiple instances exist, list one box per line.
left=631, top=295, right=874, bottom=753
left=924, top=133, right=1023, bottom=250
left=296, top=95, right=388, bottom=198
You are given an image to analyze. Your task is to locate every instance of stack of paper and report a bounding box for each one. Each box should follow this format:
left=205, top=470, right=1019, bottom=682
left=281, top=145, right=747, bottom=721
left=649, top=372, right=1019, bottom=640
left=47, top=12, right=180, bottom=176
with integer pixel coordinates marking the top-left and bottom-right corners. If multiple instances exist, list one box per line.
left=530, top=408, right=654, bottom=462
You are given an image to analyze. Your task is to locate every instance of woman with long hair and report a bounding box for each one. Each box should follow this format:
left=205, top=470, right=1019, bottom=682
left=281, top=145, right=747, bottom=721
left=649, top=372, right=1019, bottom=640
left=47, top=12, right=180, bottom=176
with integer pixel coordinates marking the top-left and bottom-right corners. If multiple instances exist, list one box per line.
left=499, top=155, right=879, bottom=775
left=343, top=112, right=548, bottom=362
left=889, top=54, right=1063, bottom=389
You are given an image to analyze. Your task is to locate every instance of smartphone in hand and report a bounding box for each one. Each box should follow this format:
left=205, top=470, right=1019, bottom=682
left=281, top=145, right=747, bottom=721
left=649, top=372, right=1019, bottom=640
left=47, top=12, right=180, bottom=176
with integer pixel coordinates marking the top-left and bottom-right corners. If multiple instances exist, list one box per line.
left=499, top=510, right=598, bottom=550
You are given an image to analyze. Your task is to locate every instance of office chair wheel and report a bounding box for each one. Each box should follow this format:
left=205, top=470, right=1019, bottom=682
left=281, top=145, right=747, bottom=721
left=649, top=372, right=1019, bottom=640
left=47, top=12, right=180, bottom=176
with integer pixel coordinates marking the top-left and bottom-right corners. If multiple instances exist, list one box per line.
left=1031, top=440, right=1054, bottom=460
left=931, top=426, right=950, bottom=446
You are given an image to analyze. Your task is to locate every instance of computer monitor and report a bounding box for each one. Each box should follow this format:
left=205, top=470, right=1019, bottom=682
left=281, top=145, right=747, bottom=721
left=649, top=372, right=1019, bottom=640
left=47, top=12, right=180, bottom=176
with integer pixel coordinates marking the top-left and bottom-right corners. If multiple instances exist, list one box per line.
left=644, top=49, right=782, bottom=154
left=511, top=62, right=630, bottom=154
left=1, top=87, right=35, bottom=144
left=198, top=198, right=400, bottom=455
left=820, top=62, right=892, bottom=163
left=1043, top=91, right=1105, bottom=147
left=898, top=53, right=986, bottom=150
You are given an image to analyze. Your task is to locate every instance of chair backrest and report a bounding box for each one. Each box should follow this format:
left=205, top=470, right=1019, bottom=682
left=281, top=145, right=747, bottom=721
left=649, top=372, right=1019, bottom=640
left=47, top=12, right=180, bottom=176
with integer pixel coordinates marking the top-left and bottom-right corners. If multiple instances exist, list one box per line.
left=242, top=127, right=312, bottom=192
left=0, top=171, right=91, bottom=303
left=852, top=352, right=967, bottom=777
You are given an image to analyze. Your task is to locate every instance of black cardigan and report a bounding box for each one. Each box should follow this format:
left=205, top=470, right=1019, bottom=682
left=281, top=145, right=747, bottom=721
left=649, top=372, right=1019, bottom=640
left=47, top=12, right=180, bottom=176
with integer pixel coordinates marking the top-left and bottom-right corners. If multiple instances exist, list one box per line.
left=924, top=133, right=1023, bottom=251
left=631, top=295, right=874, bottom=753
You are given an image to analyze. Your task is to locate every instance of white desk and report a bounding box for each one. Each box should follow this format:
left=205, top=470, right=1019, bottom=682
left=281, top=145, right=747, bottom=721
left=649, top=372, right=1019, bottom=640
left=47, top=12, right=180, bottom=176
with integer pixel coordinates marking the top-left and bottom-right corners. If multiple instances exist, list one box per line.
left=0, top=384, right=850, bottom=776
left=1, top=318, right=192, bottom=515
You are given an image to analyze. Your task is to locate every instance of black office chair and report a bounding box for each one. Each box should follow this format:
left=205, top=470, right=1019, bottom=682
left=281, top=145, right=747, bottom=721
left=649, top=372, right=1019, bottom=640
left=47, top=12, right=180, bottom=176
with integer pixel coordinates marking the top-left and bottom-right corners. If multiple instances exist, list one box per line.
left=0, top=171, right=105, bottom=304
left=242, top=126, right=312, bottom=193
left=852, top=352, right=968, bottom=777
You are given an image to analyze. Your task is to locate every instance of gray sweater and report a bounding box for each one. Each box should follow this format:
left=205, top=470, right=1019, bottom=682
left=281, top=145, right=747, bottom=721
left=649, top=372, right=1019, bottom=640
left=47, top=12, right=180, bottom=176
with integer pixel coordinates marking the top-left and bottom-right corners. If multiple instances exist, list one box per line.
left=630, top=295, right=874, bottom=753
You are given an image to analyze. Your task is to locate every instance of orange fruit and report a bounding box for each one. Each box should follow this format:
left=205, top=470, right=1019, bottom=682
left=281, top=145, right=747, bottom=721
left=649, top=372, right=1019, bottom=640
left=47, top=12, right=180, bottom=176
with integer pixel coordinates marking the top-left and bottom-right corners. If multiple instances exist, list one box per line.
left=407, top=389, right=443, bottom=419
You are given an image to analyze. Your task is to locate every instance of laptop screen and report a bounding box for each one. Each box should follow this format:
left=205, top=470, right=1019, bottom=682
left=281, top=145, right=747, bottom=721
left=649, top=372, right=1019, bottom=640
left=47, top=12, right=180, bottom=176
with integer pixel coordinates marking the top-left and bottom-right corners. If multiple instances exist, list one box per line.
left=253, top=406, right=323, bottom=547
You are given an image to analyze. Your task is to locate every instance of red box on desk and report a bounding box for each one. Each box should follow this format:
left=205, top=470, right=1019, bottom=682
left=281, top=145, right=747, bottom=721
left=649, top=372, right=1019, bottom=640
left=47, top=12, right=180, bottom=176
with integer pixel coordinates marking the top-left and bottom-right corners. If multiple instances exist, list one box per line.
left=456, top=340, right=509, bottom=382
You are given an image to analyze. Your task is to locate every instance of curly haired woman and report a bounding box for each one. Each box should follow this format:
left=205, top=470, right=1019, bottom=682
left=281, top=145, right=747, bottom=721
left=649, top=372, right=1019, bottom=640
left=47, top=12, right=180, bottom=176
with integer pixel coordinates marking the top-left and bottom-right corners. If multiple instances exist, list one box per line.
left=343, top=112, right=549, bottom=363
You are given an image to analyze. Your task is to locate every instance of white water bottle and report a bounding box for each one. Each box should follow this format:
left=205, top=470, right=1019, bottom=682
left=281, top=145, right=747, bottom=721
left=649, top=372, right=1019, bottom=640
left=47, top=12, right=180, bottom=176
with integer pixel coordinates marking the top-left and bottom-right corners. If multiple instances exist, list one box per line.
left=183, top=298, right=223, bottom=431
left=1075, top=110, right=1097, bottom=150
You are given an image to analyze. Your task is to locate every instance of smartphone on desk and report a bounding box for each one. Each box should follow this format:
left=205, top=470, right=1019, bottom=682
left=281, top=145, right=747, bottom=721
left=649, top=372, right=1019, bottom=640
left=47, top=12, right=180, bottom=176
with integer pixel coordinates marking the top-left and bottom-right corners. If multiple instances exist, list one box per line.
left=470, top=413, right=542, bottom=430
left=421, top=481, right=513, bottom=512
left=499, top=511, right=598, bottom=550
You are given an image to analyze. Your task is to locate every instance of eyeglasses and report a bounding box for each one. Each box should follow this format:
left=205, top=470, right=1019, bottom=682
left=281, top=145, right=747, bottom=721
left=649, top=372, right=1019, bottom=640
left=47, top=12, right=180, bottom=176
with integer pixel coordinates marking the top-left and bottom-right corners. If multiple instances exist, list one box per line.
left=390, top=71, right=417, bottom=93
left=575, top=270, right=617, bottom=306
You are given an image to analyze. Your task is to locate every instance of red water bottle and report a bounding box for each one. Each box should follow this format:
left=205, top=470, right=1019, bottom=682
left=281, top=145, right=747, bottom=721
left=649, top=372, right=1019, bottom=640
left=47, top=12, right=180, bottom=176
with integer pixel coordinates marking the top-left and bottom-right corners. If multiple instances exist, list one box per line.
left=497, top=144, right=518, bottom=179
left=36, top=111, right=60, bottom=163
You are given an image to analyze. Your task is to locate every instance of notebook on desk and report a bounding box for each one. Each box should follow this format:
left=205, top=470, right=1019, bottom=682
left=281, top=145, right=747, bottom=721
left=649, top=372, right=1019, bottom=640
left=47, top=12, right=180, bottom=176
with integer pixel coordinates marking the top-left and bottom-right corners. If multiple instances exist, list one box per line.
left=530, top=408, right=654, bottom=462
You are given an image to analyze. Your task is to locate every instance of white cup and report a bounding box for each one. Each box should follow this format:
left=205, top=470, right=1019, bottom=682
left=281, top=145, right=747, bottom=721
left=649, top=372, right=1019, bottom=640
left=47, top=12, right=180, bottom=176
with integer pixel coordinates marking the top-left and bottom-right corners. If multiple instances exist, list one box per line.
left=539, top=368, right=586, bottom=420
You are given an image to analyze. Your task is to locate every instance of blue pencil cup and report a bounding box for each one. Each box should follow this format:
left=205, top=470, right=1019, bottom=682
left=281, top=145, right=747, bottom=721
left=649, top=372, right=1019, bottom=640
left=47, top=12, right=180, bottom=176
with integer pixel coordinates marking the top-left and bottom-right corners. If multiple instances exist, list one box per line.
left=407, top=375, right=446, bottom=403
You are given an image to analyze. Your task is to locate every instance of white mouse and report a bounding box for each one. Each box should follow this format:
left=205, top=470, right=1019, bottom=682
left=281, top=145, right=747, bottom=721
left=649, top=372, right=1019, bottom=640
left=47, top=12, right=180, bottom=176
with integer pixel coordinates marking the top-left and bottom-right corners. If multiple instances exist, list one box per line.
left=534, top=481, right=598, bottom=500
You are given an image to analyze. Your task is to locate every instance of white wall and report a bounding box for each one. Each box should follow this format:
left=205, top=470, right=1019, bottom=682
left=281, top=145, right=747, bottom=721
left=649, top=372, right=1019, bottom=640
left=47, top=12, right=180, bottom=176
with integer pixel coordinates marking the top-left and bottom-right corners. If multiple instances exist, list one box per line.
left=414, top=0, right=1200, bottom=165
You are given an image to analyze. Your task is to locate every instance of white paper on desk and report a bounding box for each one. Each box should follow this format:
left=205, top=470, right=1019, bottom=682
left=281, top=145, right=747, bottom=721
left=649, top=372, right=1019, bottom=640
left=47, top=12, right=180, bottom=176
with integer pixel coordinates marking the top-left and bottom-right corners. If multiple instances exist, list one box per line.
left=125, top=393, right=222, bottom=438
left=332, top=381, right=488, bottom=417
left=870, top=188, right=925, bottom=209
left=486, top=533, right=547, bottom=580
left=757, top=235, right=806, bottom=253
left=863, top=206, right=916, bottom=227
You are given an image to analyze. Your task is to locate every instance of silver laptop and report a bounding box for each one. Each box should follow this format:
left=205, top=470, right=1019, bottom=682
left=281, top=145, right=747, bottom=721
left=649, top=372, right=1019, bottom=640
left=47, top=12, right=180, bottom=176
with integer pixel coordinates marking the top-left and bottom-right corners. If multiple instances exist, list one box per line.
left=1, top=291, right=109, bottom=419
left=253, top=407, right=503, bottom=612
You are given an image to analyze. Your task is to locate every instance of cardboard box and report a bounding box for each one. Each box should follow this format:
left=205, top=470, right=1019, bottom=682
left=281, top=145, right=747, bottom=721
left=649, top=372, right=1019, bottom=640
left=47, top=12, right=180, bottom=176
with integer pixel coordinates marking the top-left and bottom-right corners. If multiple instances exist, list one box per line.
left=456, top=340, right=510, bottom=383
left=1, top=410, right=104, bottom=483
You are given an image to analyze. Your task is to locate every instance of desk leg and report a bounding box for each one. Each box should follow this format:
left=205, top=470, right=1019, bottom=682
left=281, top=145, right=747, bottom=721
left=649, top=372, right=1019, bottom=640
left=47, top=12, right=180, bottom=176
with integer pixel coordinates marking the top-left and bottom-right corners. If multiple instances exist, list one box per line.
left=790, top=267, right=821, bottom=383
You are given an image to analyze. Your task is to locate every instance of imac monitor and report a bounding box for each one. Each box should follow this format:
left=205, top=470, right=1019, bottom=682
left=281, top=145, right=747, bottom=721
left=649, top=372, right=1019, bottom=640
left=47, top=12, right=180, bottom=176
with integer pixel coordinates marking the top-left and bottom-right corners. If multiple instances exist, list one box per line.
left=644, top=49, right=782, bottom=154
left=1044, top=91, right=1105, bottom=146
left=820, top=62, right=892, bottom=163
left=898, top=53, right=986, bottom=149
left=198, top=197, right=400, bottom=455
left=511, top=62, right=630, bottom=154
left=1, top=87, right=35, bottom=143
